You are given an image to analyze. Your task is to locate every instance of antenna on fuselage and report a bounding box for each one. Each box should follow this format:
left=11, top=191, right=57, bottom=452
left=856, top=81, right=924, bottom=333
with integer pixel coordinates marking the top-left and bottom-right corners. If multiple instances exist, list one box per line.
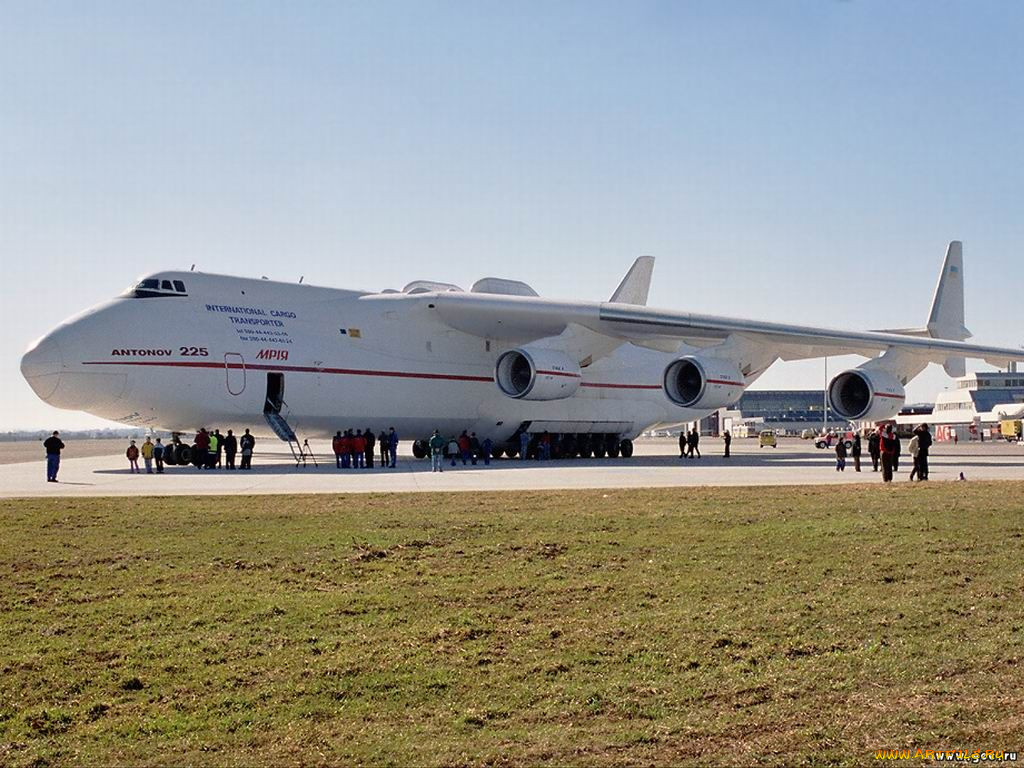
left=299, top=276, right=304, bottom=284
left=190, top=264, right=195, bottom=271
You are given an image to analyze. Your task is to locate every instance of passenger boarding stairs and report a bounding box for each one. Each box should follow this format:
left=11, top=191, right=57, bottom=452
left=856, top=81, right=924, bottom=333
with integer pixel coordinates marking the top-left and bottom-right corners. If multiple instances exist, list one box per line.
left=264, top=401, right=315, bottom=468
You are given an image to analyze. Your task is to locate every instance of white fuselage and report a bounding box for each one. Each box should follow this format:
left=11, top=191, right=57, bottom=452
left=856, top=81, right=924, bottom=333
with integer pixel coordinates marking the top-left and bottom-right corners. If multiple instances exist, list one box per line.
left=22, top=272, right=705, bottom=444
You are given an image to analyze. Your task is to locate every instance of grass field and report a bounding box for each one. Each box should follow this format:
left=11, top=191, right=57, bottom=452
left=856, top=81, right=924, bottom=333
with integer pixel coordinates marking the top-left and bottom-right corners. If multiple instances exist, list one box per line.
left=2, top=484, right=1023, bottom=766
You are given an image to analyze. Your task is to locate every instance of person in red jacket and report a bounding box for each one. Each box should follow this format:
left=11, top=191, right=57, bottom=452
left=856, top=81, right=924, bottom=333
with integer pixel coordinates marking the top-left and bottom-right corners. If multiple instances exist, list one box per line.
left=194, top=428, right=210, bottom=469
left=879, top=425, right=898, bottom=483
left=332, top=430, right=344, bottom=468
left=457, top=431, right=471, bottom=465
left=351, top=430, right=366, bottom=468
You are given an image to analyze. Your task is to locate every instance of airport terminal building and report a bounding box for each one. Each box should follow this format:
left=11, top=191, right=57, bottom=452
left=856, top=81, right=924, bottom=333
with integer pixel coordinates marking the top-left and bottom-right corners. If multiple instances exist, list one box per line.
left=718, top=390, right=852, bottom=435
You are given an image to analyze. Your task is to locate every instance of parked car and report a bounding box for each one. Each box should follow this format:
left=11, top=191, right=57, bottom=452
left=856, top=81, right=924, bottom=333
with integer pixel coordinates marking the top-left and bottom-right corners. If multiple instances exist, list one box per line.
left=759, top=430, right=778, bottom=448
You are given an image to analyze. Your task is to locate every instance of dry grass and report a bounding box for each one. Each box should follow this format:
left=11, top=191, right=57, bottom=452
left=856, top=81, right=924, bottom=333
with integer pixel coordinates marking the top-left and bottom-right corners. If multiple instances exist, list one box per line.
left=1, top=483, right=1023, bottom=766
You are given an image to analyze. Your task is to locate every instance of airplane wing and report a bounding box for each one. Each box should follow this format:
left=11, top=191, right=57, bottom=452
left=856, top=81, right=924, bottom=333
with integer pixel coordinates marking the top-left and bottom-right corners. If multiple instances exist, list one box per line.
left=429, top=291, right=1024, bottom=368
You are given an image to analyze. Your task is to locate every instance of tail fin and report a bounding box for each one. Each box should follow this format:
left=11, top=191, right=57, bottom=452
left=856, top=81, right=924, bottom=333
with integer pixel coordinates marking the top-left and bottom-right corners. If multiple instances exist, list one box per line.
left=927, top=241, right=970, bottom=342
left=873, top=241, right=971, bottom=376
left=609, top=256, right=655, bottom=305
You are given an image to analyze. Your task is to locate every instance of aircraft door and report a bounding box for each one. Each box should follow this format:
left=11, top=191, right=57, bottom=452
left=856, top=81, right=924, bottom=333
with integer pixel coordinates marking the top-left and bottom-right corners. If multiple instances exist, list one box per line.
left=265, top=372, right=284, bottom=414
left=225, top=353, right=245, bottom=395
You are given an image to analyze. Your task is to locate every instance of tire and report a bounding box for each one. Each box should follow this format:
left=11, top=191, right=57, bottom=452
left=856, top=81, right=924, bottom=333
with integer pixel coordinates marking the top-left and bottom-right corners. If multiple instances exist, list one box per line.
left=163, top=445, right=178, bottom=465
left=177, top=445, right=194, bottom=465
left=411, top=441, right=426, bottom=459
left=593, top=441, right=606, bottom=459
left=491, top=447, right=504, bottom=459
left=505, top=444, right=519, bottom=459
left=606, top=437, right=620, bottom=458
left=619, top=439, right=634, bottom=458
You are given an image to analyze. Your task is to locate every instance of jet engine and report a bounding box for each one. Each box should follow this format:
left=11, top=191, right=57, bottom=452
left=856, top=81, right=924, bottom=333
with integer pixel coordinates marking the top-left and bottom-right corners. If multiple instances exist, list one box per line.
left=494, top=347, right=581, bottom=401
left=827, top=367, right=906, bottom=422
left=663, top=356, right=746, bottom=409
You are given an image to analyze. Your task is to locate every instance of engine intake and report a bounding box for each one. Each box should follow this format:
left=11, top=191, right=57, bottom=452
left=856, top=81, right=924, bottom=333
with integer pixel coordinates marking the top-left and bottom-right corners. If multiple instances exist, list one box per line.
left=495, top=348, right=581, bottom=401
left=828, top=368, right=906, bottom=422
left=663, top=356, right=746, bottom=409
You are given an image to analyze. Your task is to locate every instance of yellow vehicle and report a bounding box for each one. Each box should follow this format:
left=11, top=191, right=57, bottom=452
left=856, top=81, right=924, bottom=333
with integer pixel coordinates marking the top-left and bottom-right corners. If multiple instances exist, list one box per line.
left=1001, top=419, right=1023, bottom=442
left=759, top=430, right=778, bottom=448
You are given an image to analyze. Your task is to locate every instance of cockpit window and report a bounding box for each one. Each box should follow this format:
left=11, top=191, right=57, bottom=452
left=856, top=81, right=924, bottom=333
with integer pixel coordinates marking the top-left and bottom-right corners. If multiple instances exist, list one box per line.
left=128, top=278, right=189, bottom=298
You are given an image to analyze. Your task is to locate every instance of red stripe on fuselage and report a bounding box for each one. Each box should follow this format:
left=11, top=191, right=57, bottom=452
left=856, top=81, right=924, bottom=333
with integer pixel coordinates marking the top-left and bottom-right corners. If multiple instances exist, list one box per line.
left=82, top=359, right=661, bottom=390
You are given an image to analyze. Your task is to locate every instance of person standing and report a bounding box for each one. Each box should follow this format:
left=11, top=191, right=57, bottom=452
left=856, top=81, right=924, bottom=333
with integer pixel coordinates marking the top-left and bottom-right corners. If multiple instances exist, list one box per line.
left=690, top=428, right=701, bottom=459
left=908, top=432, right=921, bottom=481
left=153, top=438, right=165, bottom=473
left=457, top=431, right=471, bottom=465
left=352, top=430, right=365, bottom=469
left=892, top=431, right=902, bottom=473
left=679, top=431, right=687, bottom=459
left=195, top=428, right=210, bottom=469
left=378, top=430, right=389, bottom=467
left=723, top=430, right=732, bottom=458
left=469, top=432, right=481, bottom=465
left=239, top=429, right=255, bottom=469
left=364, top=428, right=375, bottom=469
left=835, top=439, right=847, bottom=472
left=43, top=431, right=64, bottom=482
left=915, top=424, right=933, bottom=480
left=879, top=425, right=897, bottom=483
left=339, top=430, right=351, bottom=469
left=851, top=433, right=862, bottom=472
left=429, top=429, right=445, bottom=472
left=388, top=427, right=399, bottom=468
left=868, top=430, right=881, bottom=471
left=141, top=437, right=155, bottom=474
left=211, top=429, right=223, bottom=469
left=519, top=430, right=529, bottom=460
left=224, top=430, right=237, bottom=470
left=482, top=436, right=493, bottom=466
left=332, top=430, right=344, bottom=468
left=126, top=440, right=140, bottom=473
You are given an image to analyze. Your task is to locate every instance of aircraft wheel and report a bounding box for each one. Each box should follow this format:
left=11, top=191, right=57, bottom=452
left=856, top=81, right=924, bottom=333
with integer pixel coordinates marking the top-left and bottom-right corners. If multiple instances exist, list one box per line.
left=177, top=445, right=194, bottom=465
left=593, top=441, right=606, bottom=459
left=163, top=445, right=178, bottom=465
left=606, top=438, right=620, bottom=459
left=411, top=441, right=427, bottom=459
left=619, top=439, right=634, bottom=458
left=505, top=445, right=519, bottom=459
left=491, top=447, right=504, bottom=459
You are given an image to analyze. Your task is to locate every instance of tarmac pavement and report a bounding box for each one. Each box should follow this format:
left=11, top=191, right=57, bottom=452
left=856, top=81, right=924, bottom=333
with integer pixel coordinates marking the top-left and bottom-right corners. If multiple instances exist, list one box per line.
left=1, top=438, right=1021, bottom=497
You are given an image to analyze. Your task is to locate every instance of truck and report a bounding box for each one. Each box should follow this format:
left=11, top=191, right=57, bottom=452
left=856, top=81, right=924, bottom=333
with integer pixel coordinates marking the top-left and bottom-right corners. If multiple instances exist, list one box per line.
left=1000, top=419, right=1023, bottom=442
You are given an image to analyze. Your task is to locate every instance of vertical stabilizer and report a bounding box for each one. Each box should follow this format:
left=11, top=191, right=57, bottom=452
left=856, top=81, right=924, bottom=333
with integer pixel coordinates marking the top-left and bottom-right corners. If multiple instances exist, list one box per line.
left=929, top=241, right=970, bottom=376
left=927, top=241, right=970, bottom=342
left=609, top=256, right=655, bottom=305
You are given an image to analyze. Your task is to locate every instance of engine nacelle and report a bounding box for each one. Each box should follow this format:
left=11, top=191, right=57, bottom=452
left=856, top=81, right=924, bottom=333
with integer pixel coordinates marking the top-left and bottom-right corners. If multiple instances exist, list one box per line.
left=495, top=347, right=581, bottom=401
left=663, top=356, right=746, bottom=409
left=828, top=367, right=906, bottom=422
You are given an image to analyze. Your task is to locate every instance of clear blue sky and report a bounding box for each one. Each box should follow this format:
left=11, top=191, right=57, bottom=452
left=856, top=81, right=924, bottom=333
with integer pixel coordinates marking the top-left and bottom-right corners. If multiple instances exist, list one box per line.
left=2, top=1, right=1022, bottom=430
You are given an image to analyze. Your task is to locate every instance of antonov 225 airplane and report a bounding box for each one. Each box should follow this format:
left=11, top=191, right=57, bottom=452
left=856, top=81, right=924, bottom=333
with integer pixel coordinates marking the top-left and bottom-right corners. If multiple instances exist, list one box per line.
left=20, top=241, right=1024, bottom=460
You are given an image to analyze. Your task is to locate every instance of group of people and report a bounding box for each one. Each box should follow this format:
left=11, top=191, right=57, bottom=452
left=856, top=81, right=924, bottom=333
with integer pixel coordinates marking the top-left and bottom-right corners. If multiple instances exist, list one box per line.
left=678, top=428, right=702, bottom=459
left=191, top=428, right=256, bottom=470
left=857, top=423, right=932, bottom=482
left=332, top=428, right=399, bottom=469
left=428, top=430, right=494, bottom=472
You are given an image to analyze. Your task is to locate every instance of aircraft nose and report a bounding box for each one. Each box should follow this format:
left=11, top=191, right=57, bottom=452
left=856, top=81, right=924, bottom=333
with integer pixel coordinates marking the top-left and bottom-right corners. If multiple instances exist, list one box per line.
left=21, top=333, right=65, bottom=402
